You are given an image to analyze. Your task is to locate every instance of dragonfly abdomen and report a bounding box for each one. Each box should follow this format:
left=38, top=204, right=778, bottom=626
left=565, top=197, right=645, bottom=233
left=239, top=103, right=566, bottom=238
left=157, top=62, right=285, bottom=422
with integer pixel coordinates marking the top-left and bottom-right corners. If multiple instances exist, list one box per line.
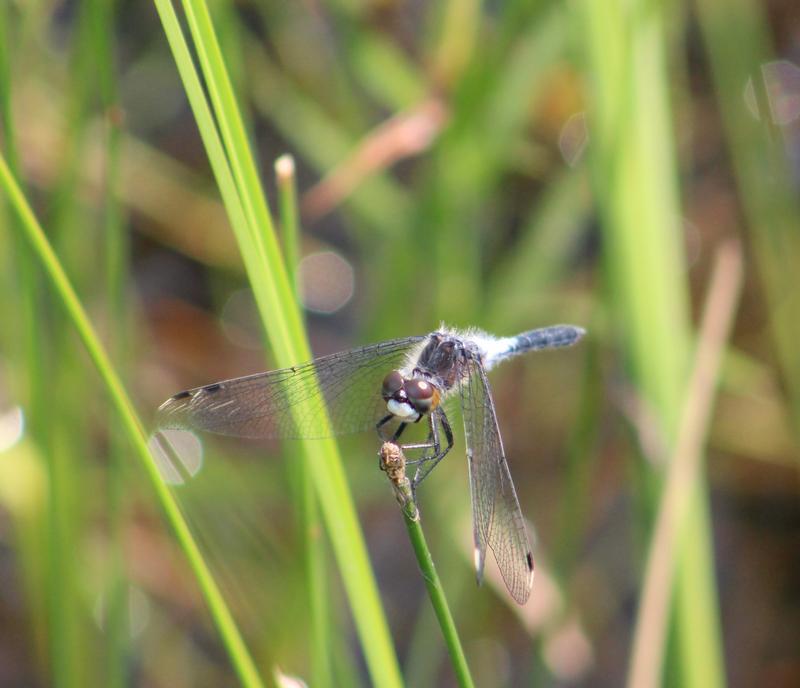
left=502, top=325, right=585, bottom=359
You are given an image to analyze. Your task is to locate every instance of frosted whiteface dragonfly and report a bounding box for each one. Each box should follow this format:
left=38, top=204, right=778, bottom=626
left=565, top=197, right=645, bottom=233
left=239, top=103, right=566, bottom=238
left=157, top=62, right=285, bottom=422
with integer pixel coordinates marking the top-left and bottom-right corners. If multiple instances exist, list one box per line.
left=157, top=324, right=585, bottom=604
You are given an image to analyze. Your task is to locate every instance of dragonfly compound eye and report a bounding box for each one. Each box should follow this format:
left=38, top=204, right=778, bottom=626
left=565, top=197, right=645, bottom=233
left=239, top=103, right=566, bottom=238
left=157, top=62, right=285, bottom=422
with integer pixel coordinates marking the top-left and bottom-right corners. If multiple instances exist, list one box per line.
left=382, top=370, right=404, bottom=399
left=405, top=378, right=440, bottom=412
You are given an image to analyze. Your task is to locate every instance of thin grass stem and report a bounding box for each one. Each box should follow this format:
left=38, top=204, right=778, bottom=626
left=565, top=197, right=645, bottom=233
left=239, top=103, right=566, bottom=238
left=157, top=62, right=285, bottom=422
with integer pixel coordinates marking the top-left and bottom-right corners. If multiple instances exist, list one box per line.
left=627, top=241, right=742, bottom=688
left=274, top=153, right=332, bottom=688
left=275, top=154, right=300, bottom=294
left=380, top=443, right=474, bottom=688
left=402, top=518, right=474, bottom=688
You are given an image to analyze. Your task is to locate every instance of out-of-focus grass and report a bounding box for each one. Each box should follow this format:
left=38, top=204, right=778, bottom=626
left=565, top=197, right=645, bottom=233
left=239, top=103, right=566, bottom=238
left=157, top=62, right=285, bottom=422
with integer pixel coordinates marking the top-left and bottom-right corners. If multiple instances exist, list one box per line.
left=0, top=1, right=51, bottom=675
left=0, top=147, right=266, bottom=687
left=92, top=0, right=129, bottom=683
left=1, top=1, right=799, bottom=687
left=696, top=0, right=800, bottom=438
left=578, top=3, right=724, bottom=688
left=1, top=5, right=264, bottom=685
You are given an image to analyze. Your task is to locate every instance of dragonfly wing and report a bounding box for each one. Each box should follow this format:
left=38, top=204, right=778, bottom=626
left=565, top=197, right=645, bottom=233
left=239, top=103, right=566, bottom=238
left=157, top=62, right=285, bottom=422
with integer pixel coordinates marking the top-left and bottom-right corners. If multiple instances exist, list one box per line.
left=157, top=336, right=426, bottom=439
left=459, top=357, right=534, bottom=605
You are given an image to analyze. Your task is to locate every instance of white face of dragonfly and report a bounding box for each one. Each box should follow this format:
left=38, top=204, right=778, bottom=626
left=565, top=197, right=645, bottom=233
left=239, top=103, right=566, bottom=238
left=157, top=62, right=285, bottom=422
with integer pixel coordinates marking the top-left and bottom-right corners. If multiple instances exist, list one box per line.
left=381, top=370, right=441, bottom=423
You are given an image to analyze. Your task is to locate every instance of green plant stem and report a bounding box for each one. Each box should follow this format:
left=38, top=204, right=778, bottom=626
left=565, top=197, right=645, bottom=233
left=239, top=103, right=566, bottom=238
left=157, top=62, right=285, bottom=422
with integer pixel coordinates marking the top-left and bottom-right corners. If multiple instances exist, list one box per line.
left=0, top=153, right=265, bottom=688
left=45, top=5, right=105, bottom=683
left=380, top=448, right=473, bottom=688
left=402, top=508, right=474, bottom=688
left=274, top=153, right=332, bottom=688
left=275, top=154, right=300, bottom=293
left=88, top=0, right=129, bottom=684
left=0, top=7, right=53, bottom=679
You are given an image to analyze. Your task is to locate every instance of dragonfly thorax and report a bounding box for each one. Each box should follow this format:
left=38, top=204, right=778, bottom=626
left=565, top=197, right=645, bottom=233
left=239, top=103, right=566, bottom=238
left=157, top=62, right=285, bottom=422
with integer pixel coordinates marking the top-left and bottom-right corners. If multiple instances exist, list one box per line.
left=382, top=370, right=441, bottom=422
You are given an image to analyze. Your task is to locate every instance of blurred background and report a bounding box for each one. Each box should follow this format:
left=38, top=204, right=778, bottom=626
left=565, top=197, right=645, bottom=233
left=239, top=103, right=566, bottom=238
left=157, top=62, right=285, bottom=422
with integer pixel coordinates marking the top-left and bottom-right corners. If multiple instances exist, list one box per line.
left=0, top=0, right=799, bottom=686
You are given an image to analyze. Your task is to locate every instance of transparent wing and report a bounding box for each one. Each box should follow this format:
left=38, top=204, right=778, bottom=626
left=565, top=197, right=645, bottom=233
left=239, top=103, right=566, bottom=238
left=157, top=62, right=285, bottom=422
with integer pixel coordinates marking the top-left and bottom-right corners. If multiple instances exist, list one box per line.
left=157, top=336, right=426, bottom=439
left=460, top=357, right=534, bottom=605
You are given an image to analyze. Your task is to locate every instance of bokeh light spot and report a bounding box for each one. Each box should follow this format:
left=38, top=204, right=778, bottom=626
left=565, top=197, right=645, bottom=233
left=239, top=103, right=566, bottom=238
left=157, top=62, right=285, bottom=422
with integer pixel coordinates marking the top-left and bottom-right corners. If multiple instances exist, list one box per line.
left=744, top=60, right=800, bottom=125
left=559, top=112, right=589, bottom=167
left=0, top=406, right=24, bottom=453
left=297, top=251, right=355, bottom=314
left=149, top=428, right=204, bottom=485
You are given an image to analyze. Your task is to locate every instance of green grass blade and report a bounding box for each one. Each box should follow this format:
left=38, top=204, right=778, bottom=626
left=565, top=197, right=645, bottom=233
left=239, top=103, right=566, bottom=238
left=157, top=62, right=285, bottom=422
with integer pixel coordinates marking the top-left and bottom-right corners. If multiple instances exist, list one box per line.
left=154, top=1, right=404, bottom=684
left=89, top=0, right=129, bottom=681
left=275, top=153, right=333, bottom=688
left=0, top=153, right=265, bottom=688
left=41, top=4, right=106, bottom=683
left=404, top=516, right=474, bottom=688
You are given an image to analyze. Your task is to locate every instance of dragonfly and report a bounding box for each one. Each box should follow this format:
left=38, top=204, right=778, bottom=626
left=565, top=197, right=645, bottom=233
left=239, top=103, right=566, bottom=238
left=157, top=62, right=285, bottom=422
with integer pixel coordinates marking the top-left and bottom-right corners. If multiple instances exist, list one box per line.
left=157, top=324, right=585, bottom=604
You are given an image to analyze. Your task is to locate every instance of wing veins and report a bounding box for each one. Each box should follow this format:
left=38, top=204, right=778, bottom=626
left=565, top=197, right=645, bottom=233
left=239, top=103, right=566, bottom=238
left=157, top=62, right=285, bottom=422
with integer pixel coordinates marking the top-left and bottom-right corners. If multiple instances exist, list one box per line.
left=461, top=357, right=533, bottom=605
left=157, top=336, right=424, bottom=439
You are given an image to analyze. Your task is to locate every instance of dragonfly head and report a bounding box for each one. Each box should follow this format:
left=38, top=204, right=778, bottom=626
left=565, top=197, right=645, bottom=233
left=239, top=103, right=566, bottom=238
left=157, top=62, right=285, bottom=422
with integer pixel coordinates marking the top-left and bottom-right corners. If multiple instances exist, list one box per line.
left=382, top=371, right=441, bottom=421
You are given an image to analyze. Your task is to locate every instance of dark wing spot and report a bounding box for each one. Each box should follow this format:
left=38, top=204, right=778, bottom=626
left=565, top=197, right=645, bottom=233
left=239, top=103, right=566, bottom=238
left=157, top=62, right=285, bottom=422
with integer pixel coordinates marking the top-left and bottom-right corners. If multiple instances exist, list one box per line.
left=172, top=390, right=193, bottom=400
left=526, top=552, right=534, bottom=571
left=203, top=383, right=222, bottom=393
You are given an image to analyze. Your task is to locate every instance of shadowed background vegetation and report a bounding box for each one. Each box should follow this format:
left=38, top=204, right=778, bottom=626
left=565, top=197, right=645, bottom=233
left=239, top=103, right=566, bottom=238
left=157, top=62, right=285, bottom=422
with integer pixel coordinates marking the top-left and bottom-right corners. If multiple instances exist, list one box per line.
left=0, top=1, right=798, bottom=686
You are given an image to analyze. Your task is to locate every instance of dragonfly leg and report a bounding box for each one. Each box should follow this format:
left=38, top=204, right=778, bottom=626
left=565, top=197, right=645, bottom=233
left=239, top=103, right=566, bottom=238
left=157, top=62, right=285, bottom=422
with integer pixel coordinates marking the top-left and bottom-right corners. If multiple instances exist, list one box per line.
left=392, top=422, right=408, bottom=443
left=375, top=414, right=410, bottom=443
left=410, top=409, right=454, bottom=489
left=376, top=413, right=394, bottom=440
left=376, top=416, right=409, bottom=470
left=377, top=409, right=453, bottom=492
left=399, top=415, right=438, bottom=456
